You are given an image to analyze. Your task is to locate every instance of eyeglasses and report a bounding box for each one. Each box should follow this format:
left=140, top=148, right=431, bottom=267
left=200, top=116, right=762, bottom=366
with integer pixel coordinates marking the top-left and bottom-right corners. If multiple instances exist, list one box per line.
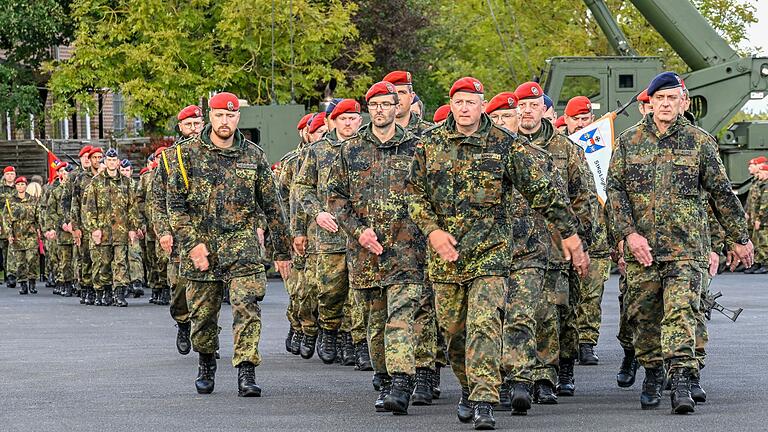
left=368, top=102, right=394, bottom=111
left=490, top=113, right=517, bottom=121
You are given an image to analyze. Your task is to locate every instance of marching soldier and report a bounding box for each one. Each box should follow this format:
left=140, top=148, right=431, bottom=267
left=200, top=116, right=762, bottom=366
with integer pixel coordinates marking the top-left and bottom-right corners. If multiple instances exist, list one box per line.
left=70, top=146, right=103, bottom=305
left=2, top=166, right=18, bottom=288
left=4, top=176, right=41, bottom=295
left=121, top=158, right=146, bottom=297
left=44, top=162, right=77, bottom=297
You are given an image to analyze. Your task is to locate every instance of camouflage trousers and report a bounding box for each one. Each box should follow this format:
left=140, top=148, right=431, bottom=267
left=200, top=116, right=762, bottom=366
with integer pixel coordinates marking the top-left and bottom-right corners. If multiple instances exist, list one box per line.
left=502, top=267, right=545, bottom=385
left=0, top=238, right=10, bottom=277
left=45, top=239, right=57, bottom=281
left=55, top=243, right=75, bottom=283
left=128, top=240, right=144, bottom=284
left=363, top=283, right=421, bottom=376
left=625, top=260, right=703, bottom=371
left=91, top=244, right=130, bottom=290
left=186, top=273, right=267, bottom=368
left=616, top=274, right=633, bottom=350
left=154, top=241, right=169, bottom=288
left=314, top=253, right=349, bottom=332
left=346, top=289, right=369, bottom=344
left=143, top=239, right=159, bottom=289
left=78, top=239, right=93, bottom=287
left=284, top=255, right=305, bottom=332
left=533, top=269, right=565, bottom=385
left=298, top=254, right=320, bottom=336
left=695, top=266, right=711, bottom=370
left=755, top=227, right=768, bottom=264
left=12, top=247, right=38, bottom=280
left=413, top=279, right=441, bottom=369
left=576, top=257, right=611, bottom=346
left=168, top=257, right=189, bottom=324
left=434, top=276, right=505, bottom=403
left=558, top=269, right=582, bottom=360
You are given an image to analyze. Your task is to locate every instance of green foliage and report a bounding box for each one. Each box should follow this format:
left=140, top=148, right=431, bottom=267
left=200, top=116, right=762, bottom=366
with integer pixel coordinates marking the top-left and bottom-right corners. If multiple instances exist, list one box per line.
left=47, top=0, right=373, bottom=133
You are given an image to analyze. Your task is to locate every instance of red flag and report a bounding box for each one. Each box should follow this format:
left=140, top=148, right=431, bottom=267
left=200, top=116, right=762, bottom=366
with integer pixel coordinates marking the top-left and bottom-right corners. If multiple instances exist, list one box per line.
left=47, top=151, right=60, bottom=184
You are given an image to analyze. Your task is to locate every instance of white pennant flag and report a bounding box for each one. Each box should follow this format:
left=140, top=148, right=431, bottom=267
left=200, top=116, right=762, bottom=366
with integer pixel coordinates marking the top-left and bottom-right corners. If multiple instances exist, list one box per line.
left=568, top=112, right=616, bottom=205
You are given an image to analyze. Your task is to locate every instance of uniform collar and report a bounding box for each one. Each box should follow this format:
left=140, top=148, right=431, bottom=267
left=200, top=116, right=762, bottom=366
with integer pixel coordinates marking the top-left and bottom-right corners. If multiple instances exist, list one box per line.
left=646, top=113, right=683, bottom=139
left=359, top=123, right=408, bottom=148
left=200, top=123, right=245, bottom=156
left=444, top=113, right=492, bottom=147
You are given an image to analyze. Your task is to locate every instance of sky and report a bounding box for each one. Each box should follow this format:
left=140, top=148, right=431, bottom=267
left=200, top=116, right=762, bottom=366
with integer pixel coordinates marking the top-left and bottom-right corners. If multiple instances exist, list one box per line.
left=741, top=0, right=768, bottom=113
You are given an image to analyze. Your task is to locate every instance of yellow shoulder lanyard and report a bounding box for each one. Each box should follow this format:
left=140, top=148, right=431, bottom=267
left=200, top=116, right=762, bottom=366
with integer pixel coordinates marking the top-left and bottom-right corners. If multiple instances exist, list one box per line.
left=162, top=150, right=171, bottom=175
left=176, top=145, right=189, bottom=190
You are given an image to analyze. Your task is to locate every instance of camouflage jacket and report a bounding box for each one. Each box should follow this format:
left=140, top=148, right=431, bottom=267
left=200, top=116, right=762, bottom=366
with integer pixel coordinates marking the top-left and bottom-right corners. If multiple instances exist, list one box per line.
left=83, top=170, right=140, bottom=245
left=607, top=114, right=749, bottom=262
left=703, top=193, right=726, bottom=255
left=69, top=168, right=99, bottom=232
left=166, top=124, right=291, bottom=281
left=758, top=181, right=768, bottom=225
left=137, top=169, right=155, bottom=240
left=278, top=143, right=309, bottom=238
left=45, top=180, right=74, bottom=245
left=3, top=192, right=40, bottom=250
left=524, top=118, right=599, bottom=249
left=407, top=113, right=580, bottom=283
left=0, top=183, right=15, bottom=238
left=327, top=123, right=426, bottom=289
left=294, top=130, right=348, bottom=254
left=404, top=112, right=433, bottom=137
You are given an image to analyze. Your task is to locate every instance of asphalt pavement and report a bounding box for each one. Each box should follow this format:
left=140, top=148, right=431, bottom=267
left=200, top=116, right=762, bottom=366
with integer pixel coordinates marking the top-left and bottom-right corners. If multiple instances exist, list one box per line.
left=1, top=273, right=766, bottom=431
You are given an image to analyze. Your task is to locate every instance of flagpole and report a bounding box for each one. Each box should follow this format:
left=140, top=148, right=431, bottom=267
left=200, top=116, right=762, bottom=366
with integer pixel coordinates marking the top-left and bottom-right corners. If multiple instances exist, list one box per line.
left=613, top=90, right=643, bottom=117
left=34, top=138, right=51, bottom=154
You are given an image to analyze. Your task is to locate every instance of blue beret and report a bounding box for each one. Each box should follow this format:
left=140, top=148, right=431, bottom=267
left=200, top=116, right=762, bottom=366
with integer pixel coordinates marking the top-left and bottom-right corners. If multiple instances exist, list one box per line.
left=105, top=148, right=119, bottom=158
left=147, top=154, right=155, bottom=162
left=325, top=98, right=344, bottom=115
left=647, top=71, right=683, bottom=96
left=411, top=94, right=421, bottom=105
left=120, top=159, right=132, bottom=168
left=543, top=94, right=553, bottom=110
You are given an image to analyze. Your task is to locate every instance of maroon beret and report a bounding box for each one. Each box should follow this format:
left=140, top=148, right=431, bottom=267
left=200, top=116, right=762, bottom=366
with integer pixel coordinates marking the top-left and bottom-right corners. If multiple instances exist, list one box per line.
left=308, top=112, right=327, bottom=134
left=433, top=105, right=451, bottom=123
left=365, top=81, right=397, bottom=102
left=485, top=92, right=518, bottom=114
left=177, top=105, right=203, bottom=121
left=565, top=96, right=592, bottom=117
left=209, top=92, right=240, bottom=111
left=330, top=99, right=362, bottom=120
left=514, top=82, right=544, bottom=100
left=382, top=71, right=412, bottom=86
left=449, top=77, right=484, bottom=98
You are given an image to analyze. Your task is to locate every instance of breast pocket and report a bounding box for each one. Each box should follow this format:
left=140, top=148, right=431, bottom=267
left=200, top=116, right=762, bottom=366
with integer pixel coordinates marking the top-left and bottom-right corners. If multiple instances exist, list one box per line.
left=427, top=158, right=453, bottom=214
left=625, top=154, right=654, bottom=193
left=233, top=169, right=257, bottom=211
left=671, top=151, right=699, bottom=196
left=468, top=156, right=503, bottom=206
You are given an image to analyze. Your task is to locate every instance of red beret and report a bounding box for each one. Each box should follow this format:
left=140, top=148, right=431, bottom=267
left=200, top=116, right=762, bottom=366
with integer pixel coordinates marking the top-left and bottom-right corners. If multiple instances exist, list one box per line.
left=761, top=164, right=768, bottom=171
left=329, top=99, right=361, bottom=120
left=55, top=161, right=69, bottom=171
left=209, top=92, right=240, bottom=111
left=297, top=113, right=313, bottom=130
left=15, top=176, right=27, bottom=184
left=3, top=166, right=15, bottom=174
left=514, top=82, right=544, bottom=100
left=89, top=147, right=104, bottom=157
left=382, top=71, right=412, bottom=86
left=637, top=89, right=650, bottom=103
left=139, top=167, right=149, bottom=176
left=78, top=146, right=93, bottom=157
left=177, top=105, right=203, bottom=121
left=449, top=77, right=484, bottom=98
left=554, top=115, right=566, bottom=129
left=565, top=96, right=592, bottom=117
left=749, top=156, right=767, bottom=165
left=433, top=104, right=451, bottom=123
left=485, top=92, right=518, bottom=114
left=308, top=112, right=327, bottom=134
left=366, top=81, right=397, bottom=102
left=271, top=162, right=281, bottom=171
left=153, top=146, right=168, bottom=158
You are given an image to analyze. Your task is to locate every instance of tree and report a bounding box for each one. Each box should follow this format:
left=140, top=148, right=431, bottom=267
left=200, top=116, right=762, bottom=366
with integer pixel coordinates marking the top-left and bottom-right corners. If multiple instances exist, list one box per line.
left=47, top=0, right=373, bottom=134
left=0, top=0, right=72, bottom=129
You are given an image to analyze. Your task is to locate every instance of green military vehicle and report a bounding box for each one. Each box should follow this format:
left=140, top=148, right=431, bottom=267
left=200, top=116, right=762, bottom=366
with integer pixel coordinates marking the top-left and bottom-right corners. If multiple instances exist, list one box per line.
left=543, top=0, right=768, bottom=193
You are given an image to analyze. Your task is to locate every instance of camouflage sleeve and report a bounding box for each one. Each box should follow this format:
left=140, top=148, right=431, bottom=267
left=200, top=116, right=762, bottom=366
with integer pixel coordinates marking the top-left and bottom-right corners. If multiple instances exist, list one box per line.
left=294, top=147, right=324, bottom=220
left=606, top=138, right=635, bottom=241
left=82, top=181, right=97, bottom=234
left=707, top=199, right=726, bottom=254
left=128, top=179, right=140, bottom=232
left=255, top=152, right=291, bottom=261
left=700, top=139, right=749, bottom=244
left=43, top=190, right=55, bottom=232
left=567, top=145, right=600, bottom=247
left=150, top=165, right=171, bottom=237
left=407, top=145, right=443, bottom=237
left=327, top=151, right=366, bottom=240
left=759, top=183, right=768, bottom=224
left=277, top=156, right=292, bottom=213
left=69, top=176, right=82, bottom=231
left=136, top=176, right=148, bottom=229
left=507, top=142, right=579, bottom=239
left=166, top=149, right=201, bottom=254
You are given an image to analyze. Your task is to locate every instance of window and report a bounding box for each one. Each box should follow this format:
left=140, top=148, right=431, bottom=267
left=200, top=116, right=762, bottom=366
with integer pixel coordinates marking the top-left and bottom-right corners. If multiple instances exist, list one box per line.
left=559, top=75, right=601, bottom=102
left=619, top=74, right=634, bottom=89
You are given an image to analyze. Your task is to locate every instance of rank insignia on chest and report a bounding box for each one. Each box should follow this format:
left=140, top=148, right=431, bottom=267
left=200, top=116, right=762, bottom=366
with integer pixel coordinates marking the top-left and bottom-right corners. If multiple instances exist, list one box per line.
left=473, top=153, right=501, bottom=160
left=236, top=163, right=259, bottom=170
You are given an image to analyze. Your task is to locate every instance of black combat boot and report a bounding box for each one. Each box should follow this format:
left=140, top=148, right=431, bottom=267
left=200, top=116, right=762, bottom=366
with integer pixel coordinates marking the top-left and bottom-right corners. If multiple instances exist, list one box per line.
left=411, top=367, right=433, bottom=406
left=578, top=343, right=599, bottom=365
left=510, top=381, right=533, bottom=415
left=126, top=284, right=134, bottom=297
left=374, top=374, right=392, bottom=412
left=104, top=287, right=113, bottom=306
left=85, top=288, right=96, bottom=306
left=432, top=365, right=442, bottom=399
left=79, top=286, right=87, bottom=304
left=556, top=358, right=575, bottom=396
left=670, top=368, right=696, bottom=414
left=28, top=279, right=37, bottom=294
left=640, top=367, right=664, bottom=410
left=318, top=329, right=338, bottom=364
left=18, top=280, right=28, bottom=295
left=114, top=286, right=128, bottom=307
left=237, top=362, right=262, bottom=397
left=94, top=290, right=104, bottom=306
left=472, top=401, right=496, bottom=430
left=290, top=331, right=303, bottom=355
left=334, top=333, right=344, bottom=364
left=53, top=282, right=62, bottom=295
left=744, top=263, right=759, bottom=274
left=341, top=332, right=356, bottom=366
left=63, top=282, right=73, bottom=297
left=299, top=333, right=317, bottom=359
left=354, top=340, right=373, bottom=371
left=457, top=388, right=474, bottom=423
left=7, top=274, right=16, bottom=289
left=157, top=287, right=170, bottom=305
left=285, top=328, right=295, bottom=353
left=132, top=281, right=144, bottom=298
left=690, top=372, right=706, bottom=403
left=176, top=321, right=192, bottom=355
left=533, top=380, right=558, bottom=404
left=222, top=286, right=230, bottom=305
left=617, top=348, right=640, bottom=388
left=754, top=264, right=768, bottom=274
left=384, top=373, right=412, bottom=415
left=195, top=353, right=216, bottom=394
left=150, top=288, right=160, bottom=304
left=496, top=380, right=511, bottom=411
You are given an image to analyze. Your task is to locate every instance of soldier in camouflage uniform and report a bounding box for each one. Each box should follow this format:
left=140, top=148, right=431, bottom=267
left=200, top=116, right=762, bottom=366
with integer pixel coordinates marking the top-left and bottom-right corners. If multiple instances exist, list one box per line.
left=327, top=85, right=425, bottom=415
left=119, top=159, right=145, bottom=298
left=166, top=92, right=292, bottom=397
left=295, top=103, right=362, bottom=364
left=83, top=148, right=140, bottom=307
left=3, top=176, right=41, bottom=295
left=606, top=71, right=753, bottom=414
left=138, top=159, right=167, bottom=305
left=516, top=82, right=600, bottom=400
left=70, top=147, right=103, bottom=305
left=40, top=174, right=58, bottom=292
left=43, top=162, right=76, bottom=297
left=749, top=165, right=768, bottom=273
left=407, top=77, right=588, bottom=430
left=1, top=166, right=18, bottom=288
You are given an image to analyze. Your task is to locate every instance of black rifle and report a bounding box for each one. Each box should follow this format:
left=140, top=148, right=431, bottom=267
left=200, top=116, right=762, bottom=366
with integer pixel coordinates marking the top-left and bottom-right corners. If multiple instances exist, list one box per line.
left=702, top=291, right=743, bottom=322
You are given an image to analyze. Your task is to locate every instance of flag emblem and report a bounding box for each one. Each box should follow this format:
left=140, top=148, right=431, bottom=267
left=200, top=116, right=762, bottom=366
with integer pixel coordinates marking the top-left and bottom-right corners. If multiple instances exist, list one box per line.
left=578, top=128, right=605, bottom=153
